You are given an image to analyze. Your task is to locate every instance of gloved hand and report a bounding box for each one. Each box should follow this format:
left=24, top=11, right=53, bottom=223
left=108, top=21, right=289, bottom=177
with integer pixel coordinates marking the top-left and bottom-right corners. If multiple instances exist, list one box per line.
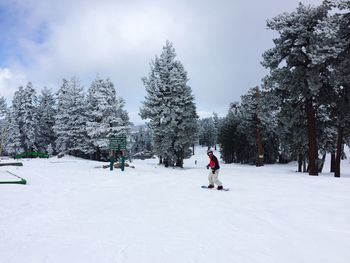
left=206, top=165, right=210, bottom=169
left=212, top=169, right=215, bottom=174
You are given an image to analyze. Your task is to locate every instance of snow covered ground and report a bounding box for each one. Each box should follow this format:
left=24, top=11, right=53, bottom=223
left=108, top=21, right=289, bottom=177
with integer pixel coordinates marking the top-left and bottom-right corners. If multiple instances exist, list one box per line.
left=1, top=147, right=350, bottom=263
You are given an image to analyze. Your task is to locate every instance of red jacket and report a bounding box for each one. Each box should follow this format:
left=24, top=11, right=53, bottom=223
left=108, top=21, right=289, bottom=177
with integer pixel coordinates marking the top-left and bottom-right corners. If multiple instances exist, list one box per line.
left=208, top=155, right=220, bottom=171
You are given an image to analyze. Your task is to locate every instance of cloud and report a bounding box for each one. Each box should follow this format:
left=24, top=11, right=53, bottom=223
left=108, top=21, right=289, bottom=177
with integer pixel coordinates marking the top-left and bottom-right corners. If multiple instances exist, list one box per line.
left=3, top=1, right=194, bottom=82
left=1, top=0, right=205, bottom=114
left=0, top=0, right=325, bottom=122
left=0, top=68, right=26, bottom=98
left=0, top=68, right=13, bottom=96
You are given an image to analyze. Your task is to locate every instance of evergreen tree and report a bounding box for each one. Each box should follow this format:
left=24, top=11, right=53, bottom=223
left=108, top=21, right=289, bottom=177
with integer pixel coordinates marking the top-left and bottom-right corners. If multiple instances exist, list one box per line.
left=212, top=113, right=220, bottom=149
left=262, top=3, right=330, bottom=175
left=218, top=102, right=249, bottom=163
left=86, top=76, right=130, bottom=160
left=257, top=88, right=280, bottom=164
left=198, top=117, right=216, bottom=148
left=0, top=96, right=6, bottom=117
left=4, top=109, right=22, bottom=156
left=140, top=41, right=198, bottom=167
left=54, top=79, right=72, bottom=153
left=21, top=82, right=38, bottom=151
left=239, top=87, right=265, bottom=166
left=310, top=0, right=350, bottom=176
left=37, top=87, right=56, bottom=153
left=54, top=77, right=88, bottom=156
left=238, top=87, right=279, bottom=165
left=67, top=77, right=89, bottom=155
left=130, top=126, right=153, bottom=159
left=0, top=96, right=8, bottom=155
left=272, top=89, right=309, bottom=169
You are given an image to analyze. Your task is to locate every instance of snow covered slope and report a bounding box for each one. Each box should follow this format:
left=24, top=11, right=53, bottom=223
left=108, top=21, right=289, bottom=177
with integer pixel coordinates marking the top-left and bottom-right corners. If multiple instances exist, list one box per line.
left=1, top=147, right=350, bottom=263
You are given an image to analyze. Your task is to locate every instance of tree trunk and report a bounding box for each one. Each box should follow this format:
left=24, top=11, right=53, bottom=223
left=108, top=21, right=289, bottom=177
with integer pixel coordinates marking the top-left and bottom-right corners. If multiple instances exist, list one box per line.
left=95, top=147, right=101, bottom=161
left=334, top=126, right=344, bottom=178
left=330, top=153, right=336, bottom=173
left=318, top=153, right=326, bottom=173
left=164, top=158, right=169, bottom=167
left=256, top=125, right=264, bottom=167
left=298, top=153, right=303, bottom=172
left=305, top=98, right=318, bottom=176
left=176, top=157, right=183, bottom=168
left=255, top=87, right=264, bottom=167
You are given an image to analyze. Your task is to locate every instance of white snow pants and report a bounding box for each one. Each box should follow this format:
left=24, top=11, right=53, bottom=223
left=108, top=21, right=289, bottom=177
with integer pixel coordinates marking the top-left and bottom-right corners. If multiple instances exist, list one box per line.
left=208, top=169, right=222, bottom=187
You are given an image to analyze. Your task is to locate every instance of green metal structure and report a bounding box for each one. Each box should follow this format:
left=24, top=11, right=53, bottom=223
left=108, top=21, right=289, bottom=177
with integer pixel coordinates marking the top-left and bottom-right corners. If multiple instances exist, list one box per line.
left=0, top=162, right=27, bottom=184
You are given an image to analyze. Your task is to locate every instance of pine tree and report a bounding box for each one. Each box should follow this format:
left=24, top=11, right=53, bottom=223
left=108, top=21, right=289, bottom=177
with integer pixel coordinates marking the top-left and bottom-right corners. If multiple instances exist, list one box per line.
left=54, top=79, right=72, bottom=153
left=237, top=86, right=279, bottom=165
left=239, top=87, right=265, bottom=166
left=5, top=109, right=22, bottom=156
left=5, top=89, right=24, bottom=156
left=37, top=87, right=57, bottom=153
left=140, top=41, right=198, bottom=167
left=21, top=82, right=38, bottom=151
left=67, top=77, right=89, bottom=156
left=86, top=76, right=130, bottom=160
left=0, top=96, right=6, bottom=117
left=130, top=125, right=153, bottom=159
left=198, top=117, right=216, bottom=148
left=272, top=88, right=309, bottom=170
left=218, top=102, right=247, bottom=163
left=0, top=96, right=8, bottom=155
left=212, top=113, right=220, bottom=149
left=262, top=3, right=330, bottom=175
left=54, top=77, right=88, bottom=156
left=310, top=0, right=350, bottom=176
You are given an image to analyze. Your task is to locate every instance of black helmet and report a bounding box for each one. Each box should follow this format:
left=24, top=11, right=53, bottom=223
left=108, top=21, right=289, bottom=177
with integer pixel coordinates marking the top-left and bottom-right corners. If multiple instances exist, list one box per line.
left=207, top=149, right=213, bottom=155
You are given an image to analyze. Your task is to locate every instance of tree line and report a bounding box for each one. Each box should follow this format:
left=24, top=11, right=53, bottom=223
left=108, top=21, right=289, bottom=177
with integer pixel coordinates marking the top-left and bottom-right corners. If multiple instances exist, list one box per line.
left=0, top=77, right=130, bottom=161
left=200, top=1, right=350, bottom=177
left=0, top=42, right=198, bottom=166
left=1, top=1, right=349, bottom=176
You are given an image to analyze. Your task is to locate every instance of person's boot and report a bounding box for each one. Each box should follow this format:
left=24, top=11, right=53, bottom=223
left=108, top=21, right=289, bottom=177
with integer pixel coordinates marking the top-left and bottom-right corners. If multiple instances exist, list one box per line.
left=217, top=186, right=223, bottom=190
left=208, top=185, right=214, bottom=188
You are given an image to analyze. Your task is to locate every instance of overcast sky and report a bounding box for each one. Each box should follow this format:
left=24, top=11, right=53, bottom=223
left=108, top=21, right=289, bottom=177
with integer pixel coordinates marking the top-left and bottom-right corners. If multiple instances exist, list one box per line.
left=0, top=0, right=324, bottom=124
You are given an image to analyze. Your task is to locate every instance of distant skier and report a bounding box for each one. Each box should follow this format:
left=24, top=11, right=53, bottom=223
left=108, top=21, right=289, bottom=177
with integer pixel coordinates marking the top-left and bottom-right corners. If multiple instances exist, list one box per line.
left=206, top=149, right=223, bottom=190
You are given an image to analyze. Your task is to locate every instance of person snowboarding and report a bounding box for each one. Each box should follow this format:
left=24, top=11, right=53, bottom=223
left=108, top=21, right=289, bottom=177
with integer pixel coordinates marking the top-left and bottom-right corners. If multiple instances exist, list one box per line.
left=206, top=149, right=223, bottom=190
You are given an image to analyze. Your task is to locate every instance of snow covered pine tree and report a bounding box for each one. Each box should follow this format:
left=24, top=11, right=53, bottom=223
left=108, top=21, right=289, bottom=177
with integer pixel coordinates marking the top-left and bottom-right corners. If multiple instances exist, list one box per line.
left=140, top=41, right=198, bottom=167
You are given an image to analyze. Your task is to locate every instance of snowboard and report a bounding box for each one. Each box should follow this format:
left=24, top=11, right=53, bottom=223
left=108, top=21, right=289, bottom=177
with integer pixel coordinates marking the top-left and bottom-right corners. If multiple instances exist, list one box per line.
left=201, top=186, right=230, bottom=191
